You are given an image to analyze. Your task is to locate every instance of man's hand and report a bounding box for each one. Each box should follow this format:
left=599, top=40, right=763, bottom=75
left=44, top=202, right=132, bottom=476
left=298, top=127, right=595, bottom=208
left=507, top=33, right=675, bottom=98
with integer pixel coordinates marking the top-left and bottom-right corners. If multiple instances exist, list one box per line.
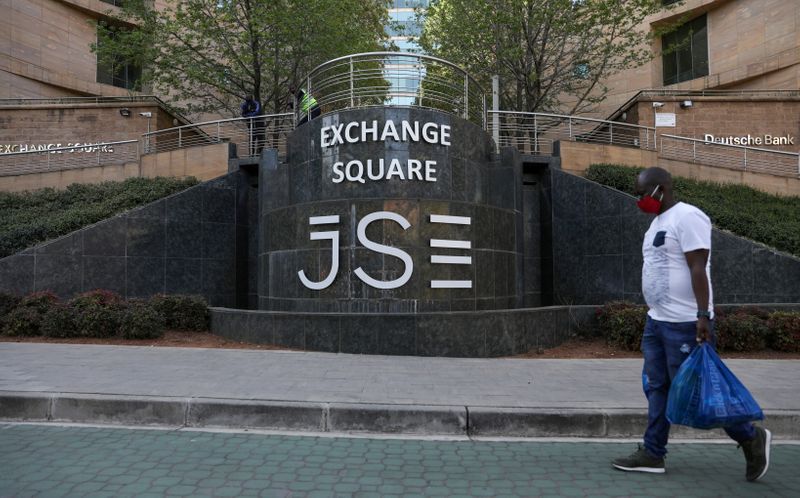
left=696, top=316, right=711, bottom=343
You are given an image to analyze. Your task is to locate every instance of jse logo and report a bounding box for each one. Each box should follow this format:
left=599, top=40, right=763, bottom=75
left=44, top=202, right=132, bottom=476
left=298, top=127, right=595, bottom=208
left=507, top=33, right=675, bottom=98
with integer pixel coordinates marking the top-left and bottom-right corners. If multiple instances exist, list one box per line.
left=298, top=211, right=473, bottom=290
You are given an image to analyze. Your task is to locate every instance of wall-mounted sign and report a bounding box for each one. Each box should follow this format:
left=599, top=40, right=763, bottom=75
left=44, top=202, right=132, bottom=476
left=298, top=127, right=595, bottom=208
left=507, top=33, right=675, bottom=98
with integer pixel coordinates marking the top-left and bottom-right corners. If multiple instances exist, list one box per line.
left=0, top=143, right=115, bottom=154
left=298, top=211, right=473, bottom=290
left=703, top=134, right=796, bottom=147
left=655, top=113, right=676, bottom=127
left=322, top=119, right=450, bottom=185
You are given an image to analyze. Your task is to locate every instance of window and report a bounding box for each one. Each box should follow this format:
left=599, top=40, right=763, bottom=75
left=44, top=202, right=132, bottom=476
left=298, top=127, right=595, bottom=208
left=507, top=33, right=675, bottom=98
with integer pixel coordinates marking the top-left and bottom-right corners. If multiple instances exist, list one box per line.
left=96, top=27, right=142, bottom=91
left=662, top=14, right=708, bottom=85
left=573, top=62, right=590, bottom=79
left=393, top=0, right=429, bottom=8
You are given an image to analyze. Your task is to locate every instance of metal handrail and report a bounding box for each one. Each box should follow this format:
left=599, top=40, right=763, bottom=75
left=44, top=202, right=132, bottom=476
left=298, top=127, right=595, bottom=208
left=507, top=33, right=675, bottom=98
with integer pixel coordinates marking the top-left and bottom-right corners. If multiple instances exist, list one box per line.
left=0, top=140, right=138, bottom=157
left=141, top=113, right=295, bottom=159
left=0, top=95, right=193, bottom=130
left=640, top=89, right=800, bottom=98
left=302, top=52, right=486, bottom=128
left=606, top=88, right=800, bottom=121
left=489, top=110, right=657, bottom=130
left=0, top=95, right=169, bottom=106
left=0, top=140, right=139, bottom=177
left=660, top=134, right=800, bottom=156
left=659, top=134, right=800, bottom=178
left=487, top=110, right=656, bottom=154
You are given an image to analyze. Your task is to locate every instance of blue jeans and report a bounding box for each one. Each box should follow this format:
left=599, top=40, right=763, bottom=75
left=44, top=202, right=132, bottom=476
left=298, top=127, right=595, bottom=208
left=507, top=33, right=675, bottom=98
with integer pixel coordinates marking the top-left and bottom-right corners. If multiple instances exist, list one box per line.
left=641, top=317, right=756, bottom=458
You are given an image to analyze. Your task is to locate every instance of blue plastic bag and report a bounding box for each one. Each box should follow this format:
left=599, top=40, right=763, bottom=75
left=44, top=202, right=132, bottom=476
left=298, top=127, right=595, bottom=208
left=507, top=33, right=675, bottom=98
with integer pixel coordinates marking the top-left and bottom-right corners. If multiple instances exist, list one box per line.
left=666, top=343, right=764, bottom=429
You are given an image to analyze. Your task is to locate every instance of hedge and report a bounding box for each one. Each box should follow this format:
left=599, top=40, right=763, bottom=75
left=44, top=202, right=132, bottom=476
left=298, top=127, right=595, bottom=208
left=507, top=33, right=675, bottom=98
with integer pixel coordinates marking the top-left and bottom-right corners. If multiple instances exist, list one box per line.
left=0, top=291, right=210, bottom=340
left=596, top=301, right=800, bottom=353
left=584, top=164, right=800, bottom=257
left=0, top=176, right=198, bottom=258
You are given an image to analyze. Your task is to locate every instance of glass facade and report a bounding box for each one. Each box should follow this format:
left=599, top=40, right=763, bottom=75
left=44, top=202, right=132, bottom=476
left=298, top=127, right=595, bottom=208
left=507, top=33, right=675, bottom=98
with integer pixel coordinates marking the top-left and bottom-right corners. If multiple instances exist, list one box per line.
left=96, top=27, right=142, bottom=91
left=387, top=0, right=427, bottom=53
left=386, top=1, right=428, bottom=105
left=662, top=14, right=709, bottom=86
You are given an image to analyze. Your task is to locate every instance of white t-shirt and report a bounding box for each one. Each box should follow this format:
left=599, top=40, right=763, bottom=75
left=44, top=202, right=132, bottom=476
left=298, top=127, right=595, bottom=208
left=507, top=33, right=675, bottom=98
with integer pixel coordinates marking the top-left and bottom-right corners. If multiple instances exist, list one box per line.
left=641, top=202, right=714, bottom=322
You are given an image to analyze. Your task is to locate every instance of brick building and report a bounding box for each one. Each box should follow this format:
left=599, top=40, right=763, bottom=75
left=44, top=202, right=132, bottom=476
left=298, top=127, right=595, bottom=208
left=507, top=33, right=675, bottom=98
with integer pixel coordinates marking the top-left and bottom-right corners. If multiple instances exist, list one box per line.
left=2, top=0, right=799, bottom=154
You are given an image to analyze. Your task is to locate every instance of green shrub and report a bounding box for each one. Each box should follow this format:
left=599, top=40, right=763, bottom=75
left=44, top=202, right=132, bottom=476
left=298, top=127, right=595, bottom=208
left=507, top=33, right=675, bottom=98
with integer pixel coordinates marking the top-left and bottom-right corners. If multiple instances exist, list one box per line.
left=585, top=164, right=800, bottom=257
left=149, top=294, right=209, bottom=331
left=70, top=289, right=123, bottom=309
left=120, top=302, right=165, bottom=340
left=715, top=309, right=768, bottom=352
left=0, top=176, right=198, bottom=258
left=1, top=291, right=59, bottom=336
left=20, top=291, right=59, bottom=312
left=596, top=301, right=647, bottom=351
left=767, top=312, right=800, bottom=352
left=69, top=291, right=124, bottom=338
left=40, top=304, right=78, bottom=338
left=2, top=307, right=42, bottom=336
left=584, top=164, right=644, bottom=194
left=0, top=292, right=21, bottom=320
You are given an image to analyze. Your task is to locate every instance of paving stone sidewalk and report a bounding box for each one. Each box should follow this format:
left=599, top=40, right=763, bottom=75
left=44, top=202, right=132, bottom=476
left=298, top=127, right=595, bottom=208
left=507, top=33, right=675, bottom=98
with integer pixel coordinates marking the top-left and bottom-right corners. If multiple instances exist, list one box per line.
left=2, top=424, right=799, bottom=497
left=1, top=343, right=798, bottom=437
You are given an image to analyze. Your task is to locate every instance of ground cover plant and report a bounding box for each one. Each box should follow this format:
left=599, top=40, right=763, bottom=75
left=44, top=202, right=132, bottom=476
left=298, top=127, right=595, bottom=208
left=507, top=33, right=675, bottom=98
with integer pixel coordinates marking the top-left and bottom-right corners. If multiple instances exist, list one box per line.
left=596, top=301, right=800, bottom=353
left=0, top=291, right=209, bottom=340
left=0, top=176, right=198, bottom=258
left=585, top=164, right=800, bottom=257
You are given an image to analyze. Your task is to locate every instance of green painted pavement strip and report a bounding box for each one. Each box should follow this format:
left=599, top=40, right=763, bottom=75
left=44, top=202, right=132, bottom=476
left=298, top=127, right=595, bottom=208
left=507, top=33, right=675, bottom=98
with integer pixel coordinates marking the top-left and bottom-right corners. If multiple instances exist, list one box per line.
left=0, top=424, right=798, bottom=497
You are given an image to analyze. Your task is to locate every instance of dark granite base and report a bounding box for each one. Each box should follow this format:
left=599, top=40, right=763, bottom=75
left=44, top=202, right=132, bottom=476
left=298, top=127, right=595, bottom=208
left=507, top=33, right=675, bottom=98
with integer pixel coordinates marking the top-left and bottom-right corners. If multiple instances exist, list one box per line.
left=210, top=305, right=597, bottom=358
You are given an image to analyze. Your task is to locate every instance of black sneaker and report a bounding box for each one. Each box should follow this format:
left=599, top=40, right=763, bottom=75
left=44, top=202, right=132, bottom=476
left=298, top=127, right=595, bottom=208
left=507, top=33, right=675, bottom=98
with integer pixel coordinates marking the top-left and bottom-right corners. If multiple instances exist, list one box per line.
left=739, top=426, right=772, bottom=482
left=612, top=444, right=666, bottom=474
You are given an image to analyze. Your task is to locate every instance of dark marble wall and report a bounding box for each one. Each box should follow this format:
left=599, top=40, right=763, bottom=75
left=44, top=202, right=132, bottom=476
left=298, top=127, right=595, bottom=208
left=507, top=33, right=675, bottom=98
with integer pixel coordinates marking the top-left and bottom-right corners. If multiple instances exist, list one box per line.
left=0, top=171, right=258, bottom=307
left=548, top=169, right=800, bottom=305
left=211, top=306, right=597, bottom=357
left=259, top=108, right=524, bottom=312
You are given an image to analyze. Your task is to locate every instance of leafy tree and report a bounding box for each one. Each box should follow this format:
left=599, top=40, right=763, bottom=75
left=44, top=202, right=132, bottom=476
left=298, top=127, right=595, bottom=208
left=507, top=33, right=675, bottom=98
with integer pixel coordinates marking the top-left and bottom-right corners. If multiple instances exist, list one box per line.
left=418, top=0, right=672, bottom=114
left=94, top=0, right=391, bottom=117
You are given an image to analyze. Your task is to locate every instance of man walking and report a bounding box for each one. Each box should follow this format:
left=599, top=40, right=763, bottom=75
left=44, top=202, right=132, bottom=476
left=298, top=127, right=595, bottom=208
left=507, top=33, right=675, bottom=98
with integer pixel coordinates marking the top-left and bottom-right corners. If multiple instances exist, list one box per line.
left=611, top=167, right=771, bottom=481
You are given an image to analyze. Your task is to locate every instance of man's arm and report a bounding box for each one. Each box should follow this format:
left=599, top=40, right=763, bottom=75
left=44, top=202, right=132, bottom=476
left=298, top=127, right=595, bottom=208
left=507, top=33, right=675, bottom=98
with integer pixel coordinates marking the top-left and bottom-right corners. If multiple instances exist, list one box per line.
left=685, top=249, right=711, bottom=342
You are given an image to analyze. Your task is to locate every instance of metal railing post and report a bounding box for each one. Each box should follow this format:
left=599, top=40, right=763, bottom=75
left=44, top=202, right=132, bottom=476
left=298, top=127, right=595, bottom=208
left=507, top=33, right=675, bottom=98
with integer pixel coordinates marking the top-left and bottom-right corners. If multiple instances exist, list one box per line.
left=217, top=121, right=221, bottom=142
left=178, top=128, right=182, bottom=149
left=609, top=123, right=613, bottom=145
left=534, top=115, right=538, bottom=154
left=568, top=117, right=573, bottom=139
left=743, top=147, right=747, bottom=171
left=418, top=62, right=424, bottom=108
left=692, top=140, right=696, bottom=162
left=350, top=56, right=354, bottom=108
left=249, top=117, right=254, bottom=156
left=482, top=94, right=486, bottom=130
left=463, top=74, right=469, bottom=120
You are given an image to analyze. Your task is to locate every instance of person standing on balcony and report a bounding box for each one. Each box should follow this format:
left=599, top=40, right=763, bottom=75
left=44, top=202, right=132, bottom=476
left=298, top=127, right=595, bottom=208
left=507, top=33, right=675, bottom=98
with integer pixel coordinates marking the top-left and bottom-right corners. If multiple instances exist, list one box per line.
left=241, top=95, right=263, bottom=156
left=611, top=167, right=771, bottom=482
left=290, top=84, right=320, bottom=125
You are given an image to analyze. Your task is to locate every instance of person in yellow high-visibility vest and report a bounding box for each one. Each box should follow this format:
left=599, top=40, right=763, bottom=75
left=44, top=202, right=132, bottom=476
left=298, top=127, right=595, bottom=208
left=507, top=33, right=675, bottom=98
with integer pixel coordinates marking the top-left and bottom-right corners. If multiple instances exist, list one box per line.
left=290, top=84, right=320, bottom=125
